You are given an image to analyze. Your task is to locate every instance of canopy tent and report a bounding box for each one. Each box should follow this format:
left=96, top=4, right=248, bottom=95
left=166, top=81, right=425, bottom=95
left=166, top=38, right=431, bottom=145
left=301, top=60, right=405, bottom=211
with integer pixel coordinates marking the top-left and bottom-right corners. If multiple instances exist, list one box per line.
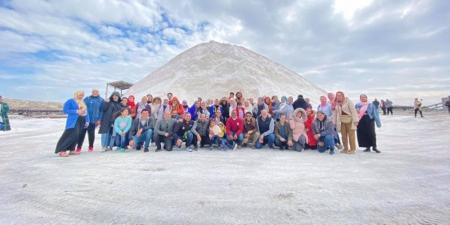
left=105, top=81, right=133, bottom=98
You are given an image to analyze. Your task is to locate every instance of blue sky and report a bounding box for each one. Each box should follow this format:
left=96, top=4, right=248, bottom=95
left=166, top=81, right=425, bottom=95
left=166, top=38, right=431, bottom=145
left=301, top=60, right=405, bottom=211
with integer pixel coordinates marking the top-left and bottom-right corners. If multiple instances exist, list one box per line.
left=0, top=0, right=449, bottom=105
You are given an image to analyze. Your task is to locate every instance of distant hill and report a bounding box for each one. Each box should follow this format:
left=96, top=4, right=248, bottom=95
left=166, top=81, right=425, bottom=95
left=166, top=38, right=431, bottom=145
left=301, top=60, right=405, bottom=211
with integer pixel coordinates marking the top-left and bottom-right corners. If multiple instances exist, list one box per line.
left=4, top=98, right=62, bottom=111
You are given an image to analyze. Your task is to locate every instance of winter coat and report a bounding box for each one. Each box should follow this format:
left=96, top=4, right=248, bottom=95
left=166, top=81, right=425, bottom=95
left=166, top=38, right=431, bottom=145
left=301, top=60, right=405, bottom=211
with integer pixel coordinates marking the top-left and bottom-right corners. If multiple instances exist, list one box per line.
left=226, top=117, right=244, bottom=136
left=274, top=103, right=294, bottom=120
left=312, top=116, right=335, bottom=137
left=305, top=112, right=317, bottom=146
left=63, top=99, right=90, bottom=130
left=154, top=118, right=177, bottom=137
left=113, top=116, right=132, bottom=135
left=244, top=117, right=257, bottom=135
left=289, top=108, right=308, bottom=143
left=332, top=97, right=359, bottom=131
left=99, top=93, right=122, bottom=134
left=256, top=115, right=274, bottom=137
left=208, top=105, right=222, bottom=119
left=0, top=102, right=11, bottom=131
left=274, top=121, right=293, bottom=142
left=355, top=102, right=382, bottom=128
left=188, top=104, right=199, bottom=121
left=84, top=95, right=104, bottom=123
left=197, top=107, right=210, bottom=120
left=194, top=119, right=210, bottom=136
left=293, top=97, right=308, bottom=110
left=129, top=117, right=155, bottom=138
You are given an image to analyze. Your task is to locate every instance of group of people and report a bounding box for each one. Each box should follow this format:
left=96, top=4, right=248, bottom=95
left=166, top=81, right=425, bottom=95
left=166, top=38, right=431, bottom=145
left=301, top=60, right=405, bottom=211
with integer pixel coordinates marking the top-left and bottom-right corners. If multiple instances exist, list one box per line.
left=54, top=90, right=383, bottom=157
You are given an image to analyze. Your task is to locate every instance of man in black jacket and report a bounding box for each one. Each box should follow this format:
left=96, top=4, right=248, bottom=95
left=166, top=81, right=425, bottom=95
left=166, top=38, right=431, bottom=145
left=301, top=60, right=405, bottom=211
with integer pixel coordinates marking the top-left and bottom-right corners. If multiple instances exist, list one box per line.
left=129, top=109, right=154, bottom=152
left=293, top=95, right=309, bottom=110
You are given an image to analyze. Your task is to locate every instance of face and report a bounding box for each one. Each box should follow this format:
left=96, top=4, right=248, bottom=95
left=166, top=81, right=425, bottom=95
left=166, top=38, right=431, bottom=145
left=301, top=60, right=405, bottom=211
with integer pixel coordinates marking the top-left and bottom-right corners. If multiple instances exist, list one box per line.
left=121, top=98, right=128, bottom=105
left=129, top=96, right=135, bottom=102
left=76, top=92, right=85, bottom=100
left=288, top=97, right=294, bottom=104
left=164, top=112, right=171, bottom=120
left=121, top=109, right=129, bottom=116
left=320, top=96, right=327, bottom=104
left=306, top=107, right=312, bottom=114
left=296, top=111, right=303, bottom=118
left=141, top=111, right=149, bottom=119
left=244, top=101, right=249, bottom=107
left=201, top=102, right=207, bottom=108
left=261, top=110, right=268, bottom=118
left=141, top=96, right=148, bottom=103
left=154, top=98, right=161, bottom=105
left=229, top=93, right=234, bottom=98
left=245, top=113, right=253, bottom=120
left=317, top=113, right=325, bottom=121
left=360, top=95, right=368, bottom=102
left=280, top=115, right=286, bottom=123
left=112, top=95, right=119, bottom=102
left=336, top=93, right=344, bottom=102
left=214, top=99, right=220, bottom=105
left=167, top=93, right=173, bottom=99
left=92, top=90, right=99, bottom=97
left=185, top=114, right=191, bottom=121
left=231, top=111, right=237, bottom=118
left=200, top=114, right=207, bottom=121
left=195, top=101, right=201, bottom=108
left=215, top=111, right=222, bottom=118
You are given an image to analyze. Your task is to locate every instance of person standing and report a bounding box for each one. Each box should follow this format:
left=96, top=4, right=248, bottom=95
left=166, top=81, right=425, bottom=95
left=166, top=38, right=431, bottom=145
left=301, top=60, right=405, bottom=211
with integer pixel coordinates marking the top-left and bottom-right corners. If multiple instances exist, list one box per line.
left=136, top=96, right=151, bottom=119
left=293, top=95, right=308, bottom=110
left=385, top=99, right=393, bottom=115
left=76, top=89, right=103, bottom=152
left=333, top=91, right=359, bottom=154
left=355, top=94, right=381, bottom=153
left=372, top=98, right=380, bottom=109
left=0, top=95, right=11, bottom=131
left=317, top=96, right=332, bottom=118
left=55, top=91, right=89, bottom=157
left=380, top=99, right=387, bottom=115
left=414, top=98, right=424, bottom=118
left=99, top=92, right=122, bottom=151
left=445, top=96, right=450, bottom=115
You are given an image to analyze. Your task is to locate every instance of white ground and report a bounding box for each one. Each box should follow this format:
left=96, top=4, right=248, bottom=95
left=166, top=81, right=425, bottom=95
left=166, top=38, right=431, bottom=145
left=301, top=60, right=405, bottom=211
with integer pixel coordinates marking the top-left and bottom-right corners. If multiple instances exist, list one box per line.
left=0, top=114, right=449, bottom=225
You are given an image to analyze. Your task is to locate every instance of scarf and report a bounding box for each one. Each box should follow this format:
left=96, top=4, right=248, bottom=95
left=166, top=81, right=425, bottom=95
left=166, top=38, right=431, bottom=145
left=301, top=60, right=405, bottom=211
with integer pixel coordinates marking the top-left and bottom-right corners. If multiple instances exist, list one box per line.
left=358, top=102, right=369, bottom=119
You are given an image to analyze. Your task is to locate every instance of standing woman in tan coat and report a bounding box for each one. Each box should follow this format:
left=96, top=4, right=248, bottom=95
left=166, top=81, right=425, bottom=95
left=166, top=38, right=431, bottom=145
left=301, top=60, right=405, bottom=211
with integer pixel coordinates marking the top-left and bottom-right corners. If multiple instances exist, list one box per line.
left=333, top=91, right=359, bottom=154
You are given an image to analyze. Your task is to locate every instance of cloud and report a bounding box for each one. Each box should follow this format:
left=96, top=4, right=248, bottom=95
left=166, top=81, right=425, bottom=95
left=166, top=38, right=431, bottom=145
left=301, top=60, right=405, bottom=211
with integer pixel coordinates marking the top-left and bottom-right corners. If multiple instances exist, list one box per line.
left=0, top=0, right=449, bottom=105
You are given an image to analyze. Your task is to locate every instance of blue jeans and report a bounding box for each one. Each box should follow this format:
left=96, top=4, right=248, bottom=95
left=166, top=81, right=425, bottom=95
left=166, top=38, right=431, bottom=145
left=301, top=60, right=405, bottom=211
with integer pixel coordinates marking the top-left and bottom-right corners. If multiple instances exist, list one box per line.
left=293, top=135, right=306, bottom=151
left=222, top=133, right=244, bottom=149
left=185, top=131, right=197, bottom=147
left=210, top=135, right=223, bottom=146
left=132, top=129, right=153, bottom=149
left=317, top=135, right=335, bottom=153
left=255, top=133, right=275, bottom=149
left=101, top=133, right=111, bottom=148
left=114, top=134, right=128, bottom=149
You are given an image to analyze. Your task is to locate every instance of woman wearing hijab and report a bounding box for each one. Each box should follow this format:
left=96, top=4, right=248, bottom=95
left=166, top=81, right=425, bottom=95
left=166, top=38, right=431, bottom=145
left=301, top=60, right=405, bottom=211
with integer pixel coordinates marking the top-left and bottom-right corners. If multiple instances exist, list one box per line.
left=355, top=94, right=381, bottom=153
left=333, top=91, right=359, bottom=154
left=55, top=91, right=90, bottom=157
left=274, top=96, right=294, bottom=121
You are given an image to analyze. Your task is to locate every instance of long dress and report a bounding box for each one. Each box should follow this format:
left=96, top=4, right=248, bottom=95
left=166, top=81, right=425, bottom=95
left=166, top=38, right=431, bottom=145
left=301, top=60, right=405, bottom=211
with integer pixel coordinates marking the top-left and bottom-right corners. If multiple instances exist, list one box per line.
left=55, top=116, right=86, bottom=153
left=357, top=114, right=376, bottom=148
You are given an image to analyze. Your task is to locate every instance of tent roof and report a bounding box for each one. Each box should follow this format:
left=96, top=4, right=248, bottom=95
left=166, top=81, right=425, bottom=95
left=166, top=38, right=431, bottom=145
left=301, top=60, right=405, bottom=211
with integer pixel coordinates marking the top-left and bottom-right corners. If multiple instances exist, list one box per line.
left=107, top=81, right=133, bottom=90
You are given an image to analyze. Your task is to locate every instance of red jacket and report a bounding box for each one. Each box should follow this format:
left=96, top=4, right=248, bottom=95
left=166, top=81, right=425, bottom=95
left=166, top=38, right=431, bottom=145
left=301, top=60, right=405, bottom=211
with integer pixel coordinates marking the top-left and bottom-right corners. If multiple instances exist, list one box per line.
left=305, top=112, right=317, bottom=146
left=226, top=117, right=244, bottom=137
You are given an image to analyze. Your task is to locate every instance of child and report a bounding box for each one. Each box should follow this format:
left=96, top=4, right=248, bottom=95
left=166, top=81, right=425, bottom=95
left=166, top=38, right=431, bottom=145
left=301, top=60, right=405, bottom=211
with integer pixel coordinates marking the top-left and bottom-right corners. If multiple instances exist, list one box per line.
left=112, top=108, right=132, bottom=151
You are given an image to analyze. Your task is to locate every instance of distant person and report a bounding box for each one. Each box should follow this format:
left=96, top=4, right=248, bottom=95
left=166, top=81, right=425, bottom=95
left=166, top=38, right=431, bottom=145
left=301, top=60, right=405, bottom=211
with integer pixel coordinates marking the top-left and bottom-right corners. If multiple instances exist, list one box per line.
left=289, top=108, right=308, bottom=152
left=209, top=99, right=222, bottom=119
left=255, top=109, right=275, bottom=149
left=385, top=99, right=393, bottom=115
left=55, top=91, right=89, bottom=157
left=150, top=97, right=164, bottom=121
left=224, top=110, right=244, bottom=150
left=220, top=97, right=230, bottom=122
left=127, top=95, right=137, bottom=119
left=274, top=114, right=293, bottom=150
left=355, top=94, right=381, bottom=153
left=242, top=112, right=259, bottom=147
left=112, top=108, right=132, bottom=151
left=264, top=96, right=273, bottom=115
left=445, top=96, right=450, bottom=115
left=305, top=106, right=317, bottom=149
left=235, top=91, right=244, bottom=104
left=243, top=100, right=254, bottom=116
left=174, top=113, right=197, bottom=151
left=317, top=96, right=332, bottom=118
left=0, top=95, right=11, bottom=131
left=129, top=109, right=154, bottom=152
left=182, top=100, right=190, bottom=113
left=209, top=110, right=226, bottom=149
left=333, top=91, right=359, bottom=154
left=414, top=98, right=424, bottom=118
left=193, top=113, right=211, bottom=148
left=146, top=94, right=153, bottom=104
left=380, top=99, right=387, bottom=115
left=154, top=111, right=177, bottom=151
left=188, top=100, right=201, bottom=121
left=228, top=92, right=235, bottom=100
left=99, top=92, right=122, bottom=151
left=327, top=92, right=336, bottom=111
left=271, top=95, right=281, bottom=114
left=136, top=96, right=151, bottom=119
left=170, top=97, right=185, bottom=119
left=312, top=111, right=336, bottom=155
left=198, top=101, right=211, bottom=119
left=167, top=92, right=174, bottom=105
left=76, top=89, right=104, bottom=152
left=293, top=95, right=308, bottom=110
left=372, top=98, right=380, bottom=109
left=253, top=97, right=267, bottom=118
left=274, top=96, right=294, bottom=120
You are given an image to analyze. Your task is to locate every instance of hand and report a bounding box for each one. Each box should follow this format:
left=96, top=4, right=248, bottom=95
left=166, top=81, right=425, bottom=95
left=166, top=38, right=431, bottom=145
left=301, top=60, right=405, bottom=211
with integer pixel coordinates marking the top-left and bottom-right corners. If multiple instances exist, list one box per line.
left=288, top=140, right=293, bottom=147
left=95, top=121, right=101, bottom=127
left=233, top=134, right=237, bottom=140
left=314, top=134, right=320, bottom=140
left=354, top=122, right=359, bottom=127
left=280, top=137, right=285, bottom=142
left=259, top=137, right=264, bottom=143
left=84, top=123, right=89, bottom=129
left=165, top=133, right=169, bottom=137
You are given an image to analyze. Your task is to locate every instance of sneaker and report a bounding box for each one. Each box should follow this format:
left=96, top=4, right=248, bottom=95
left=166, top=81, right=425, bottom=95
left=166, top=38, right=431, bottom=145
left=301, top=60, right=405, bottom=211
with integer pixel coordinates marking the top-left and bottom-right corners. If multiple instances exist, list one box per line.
left=76, top=147, right=82, bottom=152
left=144, top=148, right=149, bottom=152
left=363, top=148, right=371, bottom=152
left=88, top=146, right=94, bottom=152
left=330, top=149, right=335, bottom=155
left=187, top=146, right=193, bottom=152
left=336, top=144, right=343, bottom=150
left=232, top=143, right=237, bottom=151
left=373, top=148, right=381, bottom=153
left=155, top=148, right=161, bottom=152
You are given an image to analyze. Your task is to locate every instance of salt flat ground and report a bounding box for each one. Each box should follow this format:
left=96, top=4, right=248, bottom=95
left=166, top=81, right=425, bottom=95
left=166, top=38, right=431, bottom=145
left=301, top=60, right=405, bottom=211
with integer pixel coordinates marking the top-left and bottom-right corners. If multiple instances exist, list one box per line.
left=0, top=114, right=449, bottom=225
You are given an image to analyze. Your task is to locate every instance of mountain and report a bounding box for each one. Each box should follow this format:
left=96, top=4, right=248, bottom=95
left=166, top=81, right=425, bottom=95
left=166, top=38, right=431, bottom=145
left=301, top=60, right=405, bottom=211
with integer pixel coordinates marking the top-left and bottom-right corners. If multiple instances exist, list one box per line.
left=127, top=41, right=325, bottom=103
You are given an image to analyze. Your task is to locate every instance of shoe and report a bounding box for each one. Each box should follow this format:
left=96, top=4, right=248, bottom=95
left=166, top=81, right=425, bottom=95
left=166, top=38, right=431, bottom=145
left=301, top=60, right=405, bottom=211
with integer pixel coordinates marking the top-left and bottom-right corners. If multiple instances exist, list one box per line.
left=144, top=148, right=149, bottom=152
left=363, top=148, right=371, bottom=152
left=69, top=151, right=79, bottom=155
left=155, top=148, right=161, bottom=152
left=187, top=146, right=193, bottom=152
left=232, top=143, right=237, bottom=151
left=76, top=147, right=82, bottom=152
left=88, top=146, right=94, bottom=152
left=330, top=149, right=335, bottom=155
left=336, top=144, right=343, bottom=150
left=58, top=151, right=69, bottom=157
left=340, top=150, right=348, bottom=154
left=373, top=148, right=381, bottom=153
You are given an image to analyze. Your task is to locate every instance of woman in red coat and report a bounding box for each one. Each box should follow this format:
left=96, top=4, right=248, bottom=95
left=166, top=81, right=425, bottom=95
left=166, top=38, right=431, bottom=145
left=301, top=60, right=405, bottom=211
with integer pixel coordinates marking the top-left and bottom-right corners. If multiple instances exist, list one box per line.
left=305, top=106, right=317, bottom=149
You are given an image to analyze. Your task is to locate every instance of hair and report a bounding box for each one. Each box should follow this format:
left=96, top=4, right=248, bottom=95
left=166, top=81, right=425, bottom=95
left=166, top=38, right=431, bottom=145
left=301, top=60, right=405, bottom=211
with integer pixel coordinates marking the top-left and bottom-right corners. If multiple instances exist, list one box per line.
left=141, top=109, right=149, bottom=114
left=120, top=107, right=129, bottom=114
left=153, top=97, right=162, bottom=104
left=73, top=90, right=87, bottom=110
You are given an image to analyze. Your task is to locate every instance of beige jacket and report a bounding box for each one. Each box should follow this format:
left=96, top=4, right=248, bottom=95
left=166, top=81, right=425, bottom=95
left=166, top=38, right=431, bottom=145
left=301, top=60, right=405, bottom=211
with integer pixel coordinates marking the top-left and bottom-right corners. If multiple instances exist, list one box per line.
left=333, top=97, right=359, bottom=131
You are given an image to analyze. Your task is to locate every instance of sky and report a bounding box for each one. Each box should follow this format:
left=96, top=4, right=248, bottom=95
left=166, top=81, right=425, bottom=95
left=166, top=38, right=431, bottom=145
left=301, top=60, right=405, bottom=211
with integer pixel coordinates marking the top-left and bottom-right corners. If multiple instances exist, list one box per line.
left=0, top=0, right=449, bottom=105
